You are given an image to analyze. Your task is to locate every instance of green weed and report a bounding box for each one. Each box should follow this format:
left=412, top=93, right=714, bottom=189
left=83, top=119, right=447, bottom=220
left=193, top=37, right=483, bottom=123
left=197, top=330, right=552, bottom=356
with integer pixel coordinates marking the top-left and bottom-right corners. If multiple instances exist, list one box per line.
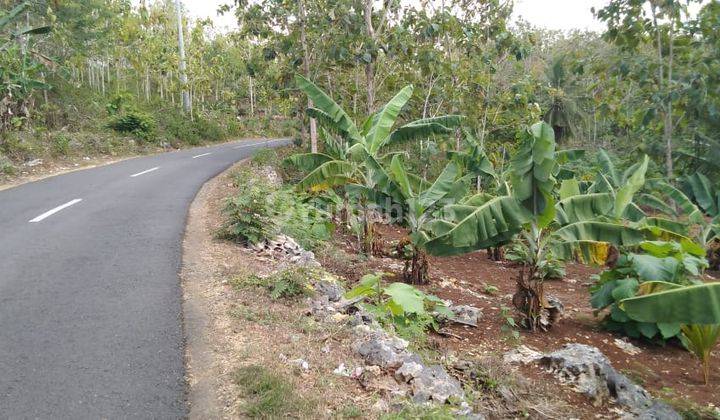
left=233, top=365, right=314, bottom=418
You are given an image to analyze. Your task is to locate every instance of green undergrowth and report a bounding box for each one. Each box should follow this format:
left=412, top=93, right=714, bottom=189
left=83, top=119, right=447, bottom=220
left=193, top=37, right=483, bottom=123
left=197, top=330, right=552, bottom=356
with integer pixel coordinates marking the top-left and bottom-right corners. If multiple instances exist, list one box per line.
left=0, top=85, right=297, bottom=180
left=381, top=403, right=457, bottom=419
left=220, top=155, right=334, bottom=250
left=233, top=365, right=315, bottom=418
left=232, top=267, right=316, bottom=300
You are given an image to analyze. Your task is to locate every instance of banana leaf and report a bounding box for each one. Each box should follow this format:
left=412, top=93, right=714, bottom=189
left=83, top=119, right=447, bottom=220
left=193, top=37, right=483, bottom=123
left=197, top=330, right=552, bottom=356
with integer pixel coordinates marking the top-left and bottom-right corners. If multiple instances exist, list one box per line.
left=656, top=181, right=705, bottom=224
left=424, top=196, right=527, bottom=256
left=509, top=121, right=557, bottom=227
left=555, top=193, right=614, bottom=224
left=635, top=193, right=677, bottom=216
left=366, top=85, right=413, bottom=154
left=683, top=173, right=718, bottom=215
left=417, top=162, right=459, bottom=210
left=285, top=153, right=335, bottom=172
left=620, top=282, right=720, bottom=324
left=389, top=155, right=414, bottom=198
left=559, top=178, right=581, bottom=200
left=597, top=148, right=620, bottom=186
left=550, top=221, right=645, bottom=262
left=296, top=160, right=355, bottom=191
left=614, top=155, right=648, bottom=219
left=556, top=148, right=585, bottom=164
left=307, top=108, right=356, bottom=143
left=386, top=122, right=452, bottom=145
left=295, top=75, right=362, bottom=142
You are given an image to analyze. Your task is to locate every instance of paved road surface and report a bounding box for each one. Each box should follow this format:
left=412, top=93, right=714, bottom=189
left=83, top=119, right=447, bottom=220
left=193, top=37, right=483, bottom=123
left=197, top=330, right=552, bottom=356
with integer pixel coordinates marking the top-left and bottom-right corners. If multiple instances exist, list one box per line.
left=0, top=138, right=289, bottom=418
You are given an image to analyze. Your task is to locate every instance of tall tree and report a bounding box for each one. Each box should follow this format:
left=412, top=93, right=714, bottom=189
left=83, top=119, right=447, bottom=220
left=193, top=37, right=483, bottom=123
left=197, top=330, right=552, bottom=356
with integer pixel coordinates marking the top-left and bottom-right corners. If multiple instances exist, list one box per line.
left=596, top=0, right=700, bottom=178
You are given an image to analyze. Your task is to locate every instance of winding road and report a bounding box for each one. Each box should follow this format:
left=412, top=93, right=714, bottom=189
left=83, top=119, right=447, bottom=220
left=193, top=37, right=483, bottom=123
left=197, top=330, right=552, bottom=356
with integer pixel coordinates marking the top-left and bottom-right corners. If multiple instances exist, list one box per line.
left=0, top=138, right=289, bottom=418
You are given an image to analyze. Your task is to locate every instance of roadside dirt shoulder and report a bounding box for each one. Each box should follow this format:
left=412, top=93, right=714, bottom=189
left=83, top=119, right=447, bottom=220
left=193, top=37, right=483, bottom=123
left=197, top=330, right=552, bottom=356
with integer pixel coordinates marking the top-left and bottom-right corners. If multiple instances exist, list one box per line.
left=181, top=161, right=370, bottom=419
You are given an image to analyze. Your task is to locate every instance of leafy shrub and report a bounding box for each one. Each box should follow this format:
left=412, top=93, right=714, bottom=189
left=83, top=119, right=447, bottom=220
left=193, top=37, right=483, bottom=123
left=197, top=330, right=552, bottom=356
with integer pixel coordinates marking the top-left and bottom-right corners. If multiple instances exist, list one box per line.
left=105, top=93, right=134, bottom=116
left=251, top=148, right=278, bottom=166
left=221, top=166, right=334, bottom=249
left=51, top=133, right=71, bottom=156
left=221, top=179, right=277, bottom=245
left=193, top=116, right=226, bottom=142
left=0, top=154, right=15, bottom=175
left=235, top=267, right=315, bottom=300
left=590, top=240, right=708, bottom=342
left=108, top=111, right=155, bottom=141
left=345, top=273, right=452, bottom=340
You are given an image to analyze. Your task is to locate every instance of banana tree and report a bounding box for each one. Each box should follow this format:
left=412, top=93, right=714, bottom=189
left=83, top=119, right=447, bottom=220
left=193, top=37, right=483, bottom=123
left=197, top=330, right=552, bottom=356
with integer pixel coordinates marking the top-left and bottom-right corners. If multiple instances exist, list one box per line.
left=381, top=156, right=466, bottom=284
left=447, top=128, right=497, bottom=193
left=653, top=180, right=720, bottom=269
left=620, top=282, right=720, bottom=384
left=289, top=74, right=462, bottom=254
left=1, top=1, right=52, bottom=131
left=426, top=122, right=649, bottom=330
left=290, top=74, right=463, bottom=190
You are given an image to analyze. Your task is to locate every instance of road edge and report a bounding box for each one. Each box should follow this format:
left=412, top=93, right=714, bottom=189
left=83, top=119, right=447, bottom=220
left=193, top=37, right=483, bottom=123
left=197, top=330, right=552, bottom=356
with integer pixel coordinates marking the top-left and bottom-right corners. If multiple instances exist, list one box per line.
left=180, top=157, right=251, bottom=418
left=0, top=137, right=276, bottom=193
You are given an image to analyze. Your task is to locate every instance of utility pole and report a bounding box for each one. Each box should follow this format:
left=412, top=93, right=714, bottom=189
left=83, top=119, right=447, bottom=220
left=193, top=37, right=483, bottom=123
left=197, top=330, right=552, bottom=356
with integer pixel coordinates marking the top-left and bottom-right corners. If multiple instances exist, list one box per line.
left=175, top=0, right=191, bottom=114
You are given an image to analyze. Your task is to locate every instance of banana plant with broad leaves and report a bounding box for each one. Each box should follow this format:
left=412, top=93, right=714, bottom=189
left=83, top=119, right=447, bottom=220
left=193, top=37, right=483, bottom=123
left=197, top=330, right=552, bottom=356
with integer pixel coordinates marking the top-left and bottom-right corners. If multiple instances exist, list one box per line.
left=1, top=1, right=52, bottom=131
left=289, top=74, right=463, bottom=192
left=381, top=156, right=467, bottom=284
left=650, top=175, right=720, bottom=269
left=619, top=281, right=720, bottom=385
left=426, top=122, right=650, bottom=331
left=288, top=74, right=463, bottom=254
left=446, top=129, right=497, bottom=193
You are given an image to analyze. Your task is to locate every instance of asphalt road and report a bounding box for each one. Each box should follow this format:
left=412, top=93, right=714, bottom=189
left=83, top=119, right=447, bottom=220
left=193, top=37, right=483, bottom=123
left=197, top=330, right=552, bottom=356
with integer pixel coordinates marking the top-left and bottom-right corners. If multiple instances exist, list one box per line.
left=0, top=138, right=290, bottom=418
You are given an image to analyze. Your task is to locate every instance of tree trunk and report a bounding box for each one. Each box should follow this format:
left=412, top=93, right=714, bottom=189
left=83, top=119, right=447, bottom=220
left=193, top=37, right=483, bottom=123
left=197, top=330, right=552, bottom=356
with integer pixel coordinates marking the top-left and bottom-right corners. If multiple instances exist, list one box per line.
left=664, top=29, right=674, bottom=179
left=249, top=76, right=255, bottom=116
left=298, top=0, right=318, bottom=153
left=364, top=0, right=376, bottom=113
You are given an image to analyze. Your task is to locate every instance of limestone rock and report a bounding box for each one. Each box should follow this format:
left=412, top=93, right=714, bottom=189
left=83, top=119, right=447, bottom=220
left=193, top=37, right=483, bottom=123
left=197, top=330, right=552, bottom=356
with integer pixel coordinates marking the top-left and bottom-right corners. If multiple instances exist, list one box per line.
left=411, top=365, right=464, bottom=404
left=539, top=344, right=680, bottom=419
left=448, top=305, right=482, bottom=327
left=503, top=345, right=543, bottom=365
left=315, top=279, right=345, bottom=302
left=395, top=361, right=425, bottom=383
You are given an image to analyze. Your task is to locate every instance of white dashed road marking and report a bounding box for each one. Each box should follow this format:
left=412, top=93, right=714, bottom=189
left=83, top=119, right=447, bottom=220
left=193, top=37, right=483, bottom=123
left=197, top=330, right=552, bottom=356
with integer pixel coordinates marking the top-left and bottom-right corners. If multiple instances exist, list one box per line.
left=192, top=152, right=212, bottom=159
left=29, top=199, right=83, bottom=223
left=130, top=167, right=159, bottom=178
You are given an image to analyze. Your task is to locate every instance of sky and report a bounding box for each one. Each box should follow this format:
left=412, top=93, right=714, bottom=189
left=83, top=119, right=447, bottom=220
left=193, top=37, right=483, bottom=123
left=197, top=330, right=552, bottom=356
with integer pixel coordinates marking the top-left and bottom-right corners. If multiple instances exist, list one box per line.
left=179, top=0, right=612, bottom=33
left=512, top=0, right=608, bottom=32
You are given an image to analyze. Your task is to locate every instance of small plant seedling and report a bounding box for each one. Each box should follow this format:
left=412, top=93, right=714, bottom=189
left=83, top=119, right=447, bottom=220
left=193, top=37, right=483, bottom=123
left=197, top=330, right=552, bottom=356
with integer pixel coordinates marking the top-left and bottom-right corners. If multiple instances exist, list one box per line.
left=499, top=306, right=520, bottom=342
left=483, top=283, right=499, bottom=295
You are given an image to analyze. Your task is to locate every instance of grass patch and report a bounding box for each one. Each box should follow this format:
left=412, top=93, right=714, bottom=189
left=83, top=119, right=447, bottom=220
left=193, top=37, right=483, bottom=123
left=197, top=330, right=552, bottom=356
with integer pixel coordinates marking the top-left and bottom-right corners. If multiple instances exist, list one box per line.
left=233, top=365, right=314, bottom=418
left=381, top=403, right=457, bottom=419
left=337, top=403, right=363, bottom=418
left=229, top=304, right=283, bottom=325
left=231, top=267, right=315, bottom=300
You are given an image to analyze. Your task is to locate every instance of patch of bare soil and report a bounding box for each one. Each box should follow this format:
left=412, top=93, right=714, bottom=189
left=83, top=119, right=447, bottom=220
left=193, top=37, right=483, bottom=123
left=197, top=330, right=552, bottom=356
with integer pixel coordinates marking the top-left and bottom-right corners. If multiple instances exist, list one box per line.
left=181, top=162, right=375, bottom=419
left=318, top=224, right=720, bottom=417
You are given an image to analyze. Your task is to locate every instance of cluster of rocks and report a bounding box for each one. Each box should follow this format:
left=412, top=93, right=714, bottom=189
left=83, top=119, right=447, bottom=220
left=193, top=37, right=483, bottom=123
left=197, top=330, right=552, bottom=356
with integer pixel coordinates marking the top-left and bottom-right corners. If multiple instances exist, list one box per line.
left=304, top=267, right=678, bottom=418
left=352, top=325, right=465, bottom=404
left=256, top=164, right=283, bottom=187
left=504, top=343, right=681, bottom=419
left=250, top=234, right=319, bottom=266
left=307, top=275, right=485, bottom=417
